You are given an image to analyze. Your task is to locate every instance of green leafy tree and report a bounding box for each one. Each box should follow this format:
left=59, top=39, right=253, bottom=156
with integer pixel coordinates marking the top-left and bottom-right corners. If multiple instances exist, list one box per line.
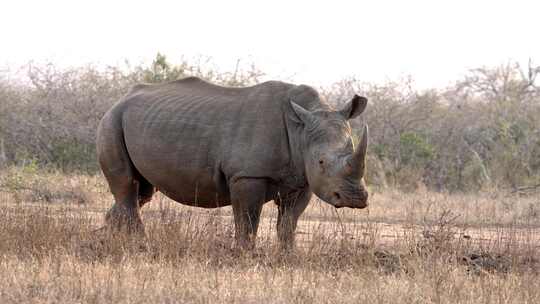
left=143, top=53, right=188, bottom=83
left=399, top=132, right=434, bottom=168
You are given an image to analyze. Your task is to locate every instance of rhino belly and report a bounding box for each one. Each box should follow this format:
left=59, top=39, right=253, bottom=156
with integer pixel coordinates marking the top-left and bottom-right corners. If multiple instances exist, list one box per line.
left=156, top=173, right=231, bottom=208
left=131, top=150, right=231, bottom=208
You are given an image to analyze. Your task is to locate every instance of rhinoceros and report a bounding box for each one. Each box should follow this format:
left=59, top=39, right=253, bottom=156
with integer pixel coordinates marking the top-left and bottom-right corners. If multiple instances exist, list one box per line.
left=97, top=77, right=369, bottom=248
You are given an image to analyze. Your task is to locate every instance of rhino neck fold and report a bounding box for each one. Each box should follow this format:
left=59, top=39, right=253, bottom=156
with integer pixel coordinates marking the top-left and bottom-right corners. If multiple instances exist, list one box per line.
left=283, top=117, right=309, bottom=190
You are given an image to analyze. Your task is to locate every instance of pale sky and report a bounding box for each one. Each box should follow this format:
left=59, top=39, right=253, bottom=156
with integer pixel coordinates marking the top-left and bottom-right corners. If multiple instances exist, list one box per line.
left=1, top=0, right=539, bottom=88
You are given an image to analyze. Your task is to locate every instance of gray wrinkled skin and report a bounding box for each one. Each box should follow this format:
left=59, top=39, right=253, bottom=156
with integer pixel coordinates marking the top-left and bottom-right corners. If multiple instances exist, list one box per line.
left=96, top=77, right=369, bottom=249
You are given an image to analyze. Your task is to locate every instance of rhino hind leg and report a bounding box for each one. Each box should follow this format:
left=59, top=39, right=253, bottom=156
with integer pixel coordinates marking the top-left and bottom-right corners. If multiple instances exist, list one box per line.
left=137, top=175, right=155, bottom=208
left=97, top=115, right=147, bottom=236
left=104, top=178, right=145, bottom=236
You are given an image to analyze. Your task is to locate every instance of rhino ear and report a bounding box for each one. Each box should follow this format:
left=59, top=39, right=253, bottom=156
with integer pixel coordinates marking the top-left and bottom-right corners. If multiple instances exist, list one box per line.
left=289, top=99, right=315, bottom=125
left=339, top=95, right=368, bottom=120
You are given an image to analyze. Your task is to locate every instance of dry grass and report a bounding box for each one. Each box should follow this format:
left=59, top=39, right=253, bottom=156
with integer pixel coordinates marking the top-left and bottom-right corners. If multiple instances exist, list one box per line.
left=1, top=167, right=539, bottom=303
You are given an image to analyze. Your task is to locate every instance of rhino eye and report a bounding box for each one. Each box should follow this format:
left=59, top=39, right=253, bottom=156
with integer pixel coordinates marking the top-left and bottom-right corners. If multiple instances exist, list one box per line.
left=318, top=159, right=326, bottom=172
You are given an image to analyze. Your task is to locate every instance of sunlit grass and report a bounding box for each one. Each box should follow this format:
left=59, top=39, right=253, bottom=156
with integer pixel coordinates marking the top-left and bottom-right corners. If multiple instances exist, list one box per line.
left=0, top=167, right=539, bottom=303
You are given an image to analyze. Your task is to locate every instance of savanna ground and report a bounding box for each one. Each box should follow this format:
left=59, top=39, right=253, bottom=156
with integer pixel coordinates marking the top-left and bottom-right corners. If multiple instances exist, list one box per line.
left=1, top=167, right=539, bottom=303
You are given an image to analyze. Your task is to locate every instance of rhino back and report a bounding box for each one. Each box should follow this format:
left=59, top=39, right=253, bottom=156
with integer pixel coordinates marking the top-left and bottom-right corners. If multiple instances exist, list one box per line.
left=119, top=78, right=294, bottom=205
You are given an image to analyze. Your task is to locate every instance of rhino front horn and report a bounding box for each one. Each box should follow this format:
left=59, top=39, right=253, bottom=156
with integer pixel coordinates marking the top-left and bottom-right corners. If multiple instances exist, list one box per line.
left=350, top=125, right=368, bottom=170
left=359, top=124, right=368, bottom=159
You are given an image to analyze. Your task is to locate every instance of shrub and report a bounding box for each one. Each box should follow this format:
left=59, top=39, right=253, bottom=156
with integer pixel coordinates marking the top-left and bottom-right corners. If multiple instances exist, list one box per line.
left=399, top=132, right=435, bottom=168
left=0, top=55, right=538, bottom=192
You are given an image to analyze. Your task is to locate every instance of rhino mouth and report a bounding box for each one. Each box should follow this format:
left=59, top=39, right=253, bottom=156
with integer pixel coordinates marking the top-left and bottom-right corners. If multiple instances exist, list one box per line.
left=331, top=191, right=368, bottom=209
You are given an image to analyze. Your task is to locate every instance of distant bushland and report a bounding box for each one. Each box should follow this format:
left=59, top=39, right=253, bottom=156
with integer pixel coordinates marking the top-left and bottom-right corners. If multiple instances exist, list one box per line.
left=1, top=54, right=538, bottom=192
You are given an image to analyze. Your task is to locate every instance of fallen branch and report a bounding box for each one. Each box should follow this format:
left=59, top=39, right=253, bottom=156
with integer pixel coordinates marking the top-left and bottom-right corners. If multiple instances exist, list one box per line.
left=510, top=184, right=540, bottom=196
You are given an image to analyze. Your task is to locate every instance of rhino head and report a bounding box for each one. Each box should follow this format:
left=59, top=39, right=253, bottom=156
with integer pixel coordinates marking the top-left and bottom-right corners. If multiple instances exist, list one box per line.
left=290, top=95, right=369, bottom=209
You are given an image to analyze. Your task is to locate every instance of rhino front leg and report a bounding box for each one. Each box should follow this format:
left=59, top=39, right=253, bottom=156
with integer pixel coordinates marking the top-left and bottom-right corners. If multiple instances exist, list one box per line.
left=276, top=190, right=312, bottom=250
left=230, top=179, right=267, bottom=250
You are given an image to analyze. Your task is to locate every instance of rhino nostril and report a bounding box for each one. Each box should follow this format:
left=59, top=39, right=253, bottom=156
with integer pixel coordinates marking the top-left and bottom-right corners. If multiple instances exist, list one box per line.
left=333, top=192, right=341, bottom=200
